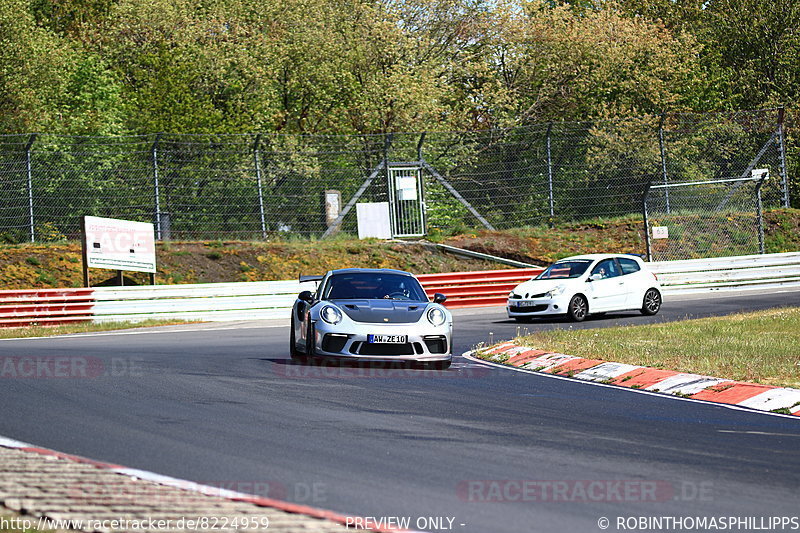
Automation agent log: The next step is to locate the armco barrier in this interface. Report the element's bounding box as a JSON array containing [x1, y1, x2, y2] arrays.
[[90, 280, 307, 323], [0, 254, 798, 327], [0, 288, 96, 327], [652, 251, 800, 294], [417, 268, 541, 308]]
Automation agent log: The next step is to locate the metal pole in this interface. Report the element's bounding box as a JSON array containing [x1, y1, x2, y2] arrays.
[[658, 113, 670, 214], [384, 134, 395, 237], [152, 134, 162, 240], [25, 134, 37, 243], [642, 184, 653, 262], [756, 174, 766, 254], [253, 134, 267, 239], [777, 107, 790, 208], [81, 216, 90, 288], [546, 123, 554, 221]]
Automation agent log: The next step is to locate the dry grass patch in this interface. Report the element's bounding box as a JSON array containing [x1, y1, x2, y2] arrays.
[[510, 307, 800, 388]]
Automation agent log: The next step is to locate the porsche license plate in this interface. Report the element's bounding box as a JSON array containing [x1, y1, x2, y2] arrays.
[[368, 334, 407, 344]]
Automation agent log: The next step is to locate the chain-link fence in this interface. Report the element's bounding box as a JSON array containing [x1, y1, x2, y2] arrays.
[[0, 109, 792, 258]]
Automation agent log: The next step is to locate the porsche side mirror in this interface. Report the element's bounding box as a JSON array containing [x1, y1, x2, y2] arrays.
[[298, 290, 314, 303], [433, 293, 447, 304]]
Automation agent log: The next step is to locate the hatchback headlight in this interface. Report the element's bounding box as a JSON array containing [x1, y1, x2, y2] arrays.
[[320, 305, 342, 324], [545, 285, 566, 298], [427, 307, 446, 326]]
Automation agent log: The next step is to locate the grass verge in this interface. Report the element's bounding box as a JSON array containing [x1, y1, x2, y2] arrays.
[[493, 307, 800, 389], [0, 319, 199, 340]]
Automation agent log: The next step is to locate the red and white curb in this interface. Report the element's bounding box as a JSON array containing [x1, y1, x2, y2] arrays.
[[470, 341, 800, 417], [0, 435, 416, 533]]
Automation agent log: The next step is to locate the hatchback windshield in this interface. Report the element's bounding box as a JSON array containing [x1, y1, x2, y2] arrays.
[[322, 273, 428, 301], [535, 260, 592, 280]]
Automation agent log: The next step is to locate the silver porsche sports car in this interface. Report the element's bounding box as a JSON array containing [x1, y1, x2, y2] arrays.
[[289, 268, 453, 369]]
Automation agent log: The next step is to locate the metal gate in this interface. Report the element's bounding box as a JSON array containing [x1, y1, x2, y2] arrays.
[[643, 171, 769, 261], [387, 165, 426, 238]]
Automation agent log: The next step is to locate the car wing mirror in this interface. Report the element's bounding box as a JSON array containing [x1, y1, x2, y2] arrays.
[[588, 273, 601, 282], [298, 290, 314, 303], [433, 293, 447, 304]]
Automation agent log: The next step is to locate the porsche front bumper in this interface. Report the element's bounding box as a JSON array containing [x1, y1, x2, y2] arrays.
[[310, 320, 453, 362]]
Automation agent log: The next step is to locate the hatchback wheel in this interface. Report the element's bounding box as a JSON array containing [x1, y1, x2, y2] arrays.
[[567, 294, 588, 322], [641, 288, 662, 316]]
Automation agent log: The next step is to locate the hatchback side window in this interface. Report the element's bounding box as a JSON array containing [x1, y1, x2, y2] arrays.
[[591, 259, 620, 279], [618, 258, 641, 275]]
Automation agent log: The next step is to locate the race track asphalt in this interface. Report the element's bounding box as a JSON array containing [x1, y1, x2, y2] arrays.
[[1, 288, 799, 533]]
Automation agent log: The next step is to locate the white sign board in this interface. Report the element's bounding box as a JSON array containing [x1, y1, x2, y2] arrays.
[[84, 216, 156, 273], [396, 176, 418, 201], [356, 202, 392, 240], [652, 226, 669, 239]]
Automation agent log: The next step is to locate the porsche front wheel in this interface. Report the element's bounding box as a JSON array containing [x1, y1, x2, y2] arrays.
[[290, 316, 307, 362]]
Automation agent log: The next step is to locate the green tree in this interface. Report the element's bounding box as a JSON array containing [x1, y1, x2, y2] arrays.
[[458, 0, 703, 127], [0, 0, 70, 132], [91, 0, 279, 133]]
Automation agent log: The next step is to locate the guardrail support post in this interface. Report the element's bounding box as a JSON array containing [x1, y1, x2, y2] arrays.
[[253, 134, 267, 239], [25, 134, 37, 243]]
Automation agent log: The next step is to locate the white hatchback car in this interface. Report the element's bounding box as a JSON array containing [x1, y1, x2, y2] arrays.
[[507, 254, 662, 322]]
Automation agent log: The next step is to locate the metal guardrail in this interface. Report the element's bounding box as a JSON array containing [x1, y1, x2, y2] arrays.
[[0, 254, 797, 327], [651, 252, 800, 294], [418, 269, 542, 308], [0, 289, 96, 327], [91, 280, 310, 323]]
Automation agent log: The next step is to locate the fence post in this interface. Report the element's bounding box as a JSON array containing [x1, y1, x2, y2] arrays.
[[777, 107, 790, 208], [25, 134, 37, 243], [642, 183, 653, 262], [253, 134, 267, 239], [152, 134, 162, 240], [658, 113, 670, 214], [384, 133, 394, 237], [546, 123, 554, 221], [756, 173, 767, 254]]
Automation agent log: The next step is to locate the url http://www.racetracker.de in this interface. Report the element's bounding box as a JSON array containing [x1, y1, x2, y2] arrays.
[[0, 515, 272, 531], [597, 516, 800, 531]]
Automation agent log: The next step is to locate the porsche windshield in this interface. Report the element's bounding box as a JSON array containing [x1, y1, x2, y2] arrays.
[[535, 260, 592, 280], [322, 273, 428, 301]]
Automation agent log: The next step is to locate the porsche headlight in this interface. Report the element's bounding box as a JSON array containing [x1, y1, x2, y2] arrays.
[[427, 307, 446, 326], [546, 285, 566, 298], [320, 305, 342, 325]]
